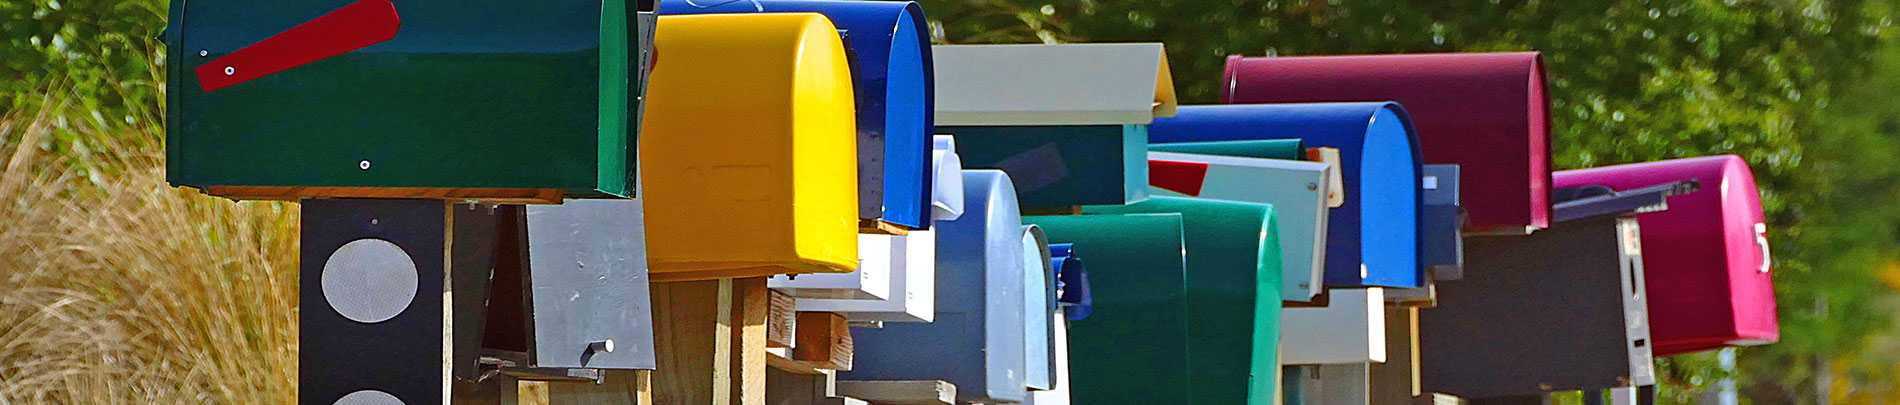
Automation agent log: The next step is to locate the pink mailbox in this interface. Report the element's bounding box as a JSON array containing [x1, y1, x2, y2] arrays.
[[1222, 52, 1551, 234], [1554, 155, 1777, 355]]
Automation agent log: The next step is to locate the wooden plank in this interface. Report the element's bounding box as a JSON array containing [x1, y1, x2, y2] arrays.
[[767, 348, 829, 375], [833, 381, 955, 405], [1370, 306, 1422, 404], [793, 312, 853, 371], [652, 279, 729, 404], [768, 290, 799, 349], [731, 278, 770, 405], [200, 185, 563, 204], [545, 370, 653, 405], [858, 219, 911, 236]]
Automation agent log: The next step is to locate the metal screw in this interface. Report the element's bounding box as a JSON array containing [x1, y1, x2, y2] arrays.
[[1307, 183, 1319, 191], [588, 340, 615, 354], [358, 160, 372, 170], [370, 218, 380, 226], [223, 66, 235, 75], [198, 49, 209, 57], [1298, 282, 1309, 290]]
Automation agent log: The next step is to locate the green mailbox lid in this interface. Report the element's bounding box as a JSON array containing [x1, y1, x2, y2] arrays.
[[1026, 213, 1189, 404], [1082, 196, 1283, 405], [165, 0, 650, 201], [1150, 139, 1306, 160]]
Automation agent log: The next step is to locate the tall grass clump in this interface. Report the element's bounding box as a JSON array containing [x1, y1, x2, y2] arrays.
[[0, 90, 300, 403]]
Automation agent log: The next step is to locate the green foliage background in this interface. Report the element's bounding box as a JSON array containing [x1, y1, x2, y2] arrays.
[[6, 0, 1900, 402]]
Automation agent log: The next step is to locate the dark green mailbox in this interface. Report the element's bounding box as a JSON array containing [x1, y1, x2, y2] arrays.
[[164, 0, 654, 202]]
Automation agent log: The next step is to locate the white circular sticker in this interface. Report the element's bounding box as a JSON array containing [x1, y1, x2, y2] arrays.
[[321, 239, 419, 324]]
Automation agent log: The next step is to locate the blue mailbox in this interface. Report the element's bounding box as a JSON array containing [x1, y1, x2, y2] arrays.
[[1023, 226, 1058, 392], [847, 170, 1030, 403], [1051, 243, 1092, 320], [1151, 103, 1423, 288], [659, 0, 934, 230]]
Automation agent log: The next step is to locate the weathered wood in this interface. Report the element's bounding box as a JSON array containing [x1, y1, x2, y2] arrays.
[[652, 278, 769, 405], [768, 290, 799, 349], [202, 185, 563, 204], [858, 219, 912, 236], [793, 312, 853, 371], [544, 370, 654, 405], [833, 381, 955, 405], [767, 348, 828, 375]]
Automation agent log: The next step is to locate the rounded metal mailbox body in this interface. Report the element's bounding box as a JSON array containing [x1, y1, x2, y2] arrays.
[[660, 0, 936, 229], [1079, 197, 1284, 405], [847, 170, 1029, 403], [1554, 155, 1777, 355], [1223, 52, 1551, 234], [1151, 103, 1423, 288], [1027, 213, 1191, 405], [640, 13, 858, 281], [165, 0, 652, 201]]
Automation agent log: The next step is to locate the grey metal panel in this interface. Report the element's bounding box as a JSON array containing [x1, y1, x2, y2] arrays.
[[1420, 215, 1654, 398], [524, 199, 658, 370], [932, 44, 1172, 126]]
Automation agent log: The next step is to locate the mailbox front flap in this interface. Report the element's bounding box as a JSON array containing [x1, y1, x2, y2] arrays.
[[1151, 103, 1422, 289], [1027, 213, 1191, 404], [847, 170, 1027, 403], [640, 13, 858, 280], [798, 230, 939, 323], [659, 0, 935, 229], [524, 199, 657, 370], [1222, 52, 1551, 233], [1023, 225, 1058, 390], [1282, 288, 1386, 365], [934, 44, 1176, 126], [1147, 151, 1330, 301], [169, 0, 647, 198], [1079, 197, 1283, 405], [933, 135, 967, 220], [1554, 155, 1776, 353]]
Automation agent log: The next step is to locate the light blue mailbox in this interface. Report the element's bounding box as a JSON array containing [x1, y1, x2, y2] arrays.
[[659, 0, 934, 229], [1150, 103, 1423, 288], [846, 170, 1030, 403]]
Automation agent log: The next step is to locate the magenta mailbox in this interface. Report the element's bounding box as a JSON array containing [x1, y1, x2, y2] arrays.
[[1222, 52, 1551, 234], [1554, 155, 1776, 355]]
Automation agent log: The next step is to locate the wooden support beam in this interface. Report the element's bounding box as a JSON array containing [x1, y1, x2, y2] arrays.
[[652, 278, 769, 405], [833, 381, 956, 405], [544, 370, 654, 405], [793, 312, 853, 371], [768, 290, 799, 349], [1371, 306, 1423, 404]]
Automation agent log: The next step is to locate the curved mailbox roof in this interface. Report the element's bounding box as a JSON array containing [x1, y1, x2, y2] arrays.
[[848, 170, 1029, 403], [660, 0, 935, 229], [1027, 213, 1189, 405], [1079, 197, 1283, 405], [1223, 52, 1551, 234], [933, 43, 1177, 126], [641, 13, 858, 280], [1555, 155, 1777, 355], [1151, 103, 1423, 288]]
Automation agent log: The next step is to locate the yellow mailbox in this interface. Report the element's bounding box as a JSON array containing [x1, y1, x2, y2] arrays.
[[641, 13, 859, 281]]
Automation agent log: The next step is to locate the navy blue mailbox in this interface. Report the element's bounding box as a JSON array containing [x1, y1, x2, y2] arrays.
[[659, 0, 934, 230], [847, 170, 1031, 403], [1422, 164, 1465, 280], [1150, 103, 1423, 288], [1051, 243, 1092, 320]]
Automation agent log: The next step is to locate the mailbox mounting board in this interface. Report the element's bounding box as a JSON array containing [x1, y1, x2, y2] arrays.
[[166, 0, 651, 201]]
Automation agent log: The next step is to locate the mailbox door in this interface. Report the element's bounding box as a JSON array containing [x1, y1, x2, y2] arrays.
[[1421, 165, 1465, 280], [523, 199, 657, 370], [1553, 155, 1776, 354], [1282, 288, 1386, 365], [1148, 151, 1331, 301], [1223, 52, 1552, 233], [933, 135, 967, 221], [167, 0, 646, 199], [1151, 103, 1422, 288], [847, 170, 1028, 403], [640, 13, 858, 281], [940, 124, 1149, 208], [658, 0, 936, 228], [1023, 226, 1057, 391], [1080, 197, 1283, 405], [1028, 213, 1192, 404]]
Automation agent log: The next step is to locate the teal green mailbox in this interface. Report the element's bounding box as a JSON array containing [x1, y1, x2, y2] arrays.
[[1027, 213, 1189, 404], [164, 0, 652, 202]]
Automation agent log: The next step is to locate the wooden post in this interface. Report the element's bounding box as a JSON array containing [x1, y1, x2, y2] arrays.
[[652, 278, 769, 405]]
